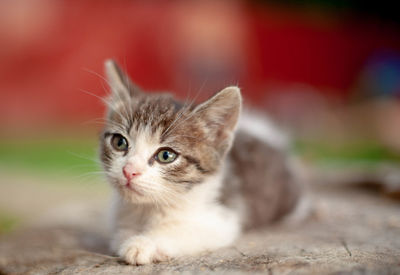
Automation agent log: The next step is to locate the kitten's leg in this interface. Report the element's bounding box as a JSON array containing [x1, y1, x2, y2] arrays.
[[119, 235, 169, 265], [118, 206, 240, 265], [112, 227, 171, 265]]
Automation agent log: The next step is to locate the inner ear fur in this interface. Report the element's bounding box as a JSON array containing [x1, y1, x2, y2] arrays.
[[104, 59, 141, 100], [194, 86, 242, 153]]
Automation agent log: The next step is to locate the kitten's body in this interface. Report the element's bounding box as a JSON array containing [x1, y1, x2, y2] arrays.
[[100, 60, 301, 265], [223, 112, 301, 229]]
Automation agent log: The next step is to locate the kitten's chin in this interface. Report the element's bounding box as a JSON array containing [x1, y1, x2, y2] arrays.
[[112, 178, 143, 196], [114, 183, 153, 204], [124, 181, 144, 196], [118, 187, 148, 204]]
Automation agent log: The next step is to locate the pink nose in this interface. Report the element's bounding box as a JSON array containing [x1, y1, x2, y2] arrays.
[[123, 163, 140, 180]]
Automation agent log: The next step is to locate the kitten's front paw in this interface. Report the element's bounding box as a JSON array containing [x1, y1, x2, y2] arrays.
[[119, 236, 168, 265]]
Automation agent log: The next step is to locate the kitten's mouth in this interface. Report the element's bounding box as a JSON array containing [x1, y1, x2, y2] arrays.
[[124, 181, 143, 196]]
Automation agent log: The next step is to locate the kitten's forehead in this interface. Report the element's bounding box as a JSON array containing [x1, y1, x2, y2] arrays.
[[129, 125, 162, 160], [107, 94, 186, 138]]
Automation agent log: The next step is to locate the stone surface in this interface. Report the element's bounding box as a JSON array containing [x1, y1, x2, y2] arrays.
[[1, 183, 400, 274]]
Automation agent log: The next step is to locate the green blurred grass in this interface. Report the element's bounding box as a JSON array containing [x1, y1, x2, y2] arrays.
[[294, 140, 400, 167], [0, 211, 19, 234], [0, 138, 103, 233], [0, 138, 101, 178]]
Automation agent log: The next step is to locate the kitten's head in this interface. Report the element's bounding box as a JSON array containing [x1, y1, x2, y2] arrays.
[[100, 60, 241, 205]]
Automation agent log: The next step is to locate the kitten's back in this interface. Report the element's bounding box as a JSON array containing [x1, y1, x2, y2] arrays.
[[221, 111, 302, 229]]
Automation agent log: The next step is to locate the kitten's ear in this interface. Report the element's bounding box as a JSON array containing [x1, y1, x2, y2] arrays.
[[194, 86, 242, 154], [104, 59, 141, 99]]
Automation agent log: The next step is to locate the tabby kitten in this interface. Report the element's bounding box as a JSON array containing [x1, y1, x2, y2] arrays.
[[100, 60, 302, 265]]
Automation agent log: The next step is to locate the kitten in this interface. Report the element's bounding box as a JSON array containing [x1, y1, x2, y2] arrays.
[[100, 59, 302, 265]]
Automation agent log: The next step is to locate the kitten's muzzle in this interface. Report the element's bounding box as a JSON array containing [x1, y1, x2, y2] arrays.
[[123, 181, 144, 196], [122, 164, 144, 196], [123, 163, 141, 180]]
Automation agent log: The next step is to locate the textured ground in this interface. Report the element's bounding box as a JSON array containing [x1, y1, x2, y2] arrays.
[[0, 175, 400, 274]]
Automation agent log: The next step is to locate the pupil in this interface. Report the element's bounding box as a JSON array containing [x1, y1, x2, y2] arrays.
[[162, 151, 169, 160], [118, 138, 124, 147]]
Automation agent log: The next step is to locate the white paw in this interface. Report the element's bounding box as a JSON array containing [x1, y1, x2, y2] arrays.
[[119, 236, 168, 265]]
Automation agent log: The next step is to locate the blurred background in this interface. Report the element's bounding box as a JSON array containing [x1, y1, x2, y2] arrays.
[[1, 0, 400, 234]]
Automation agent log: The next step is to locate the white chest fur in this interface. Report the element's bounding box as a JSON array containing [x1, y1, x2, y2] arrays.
[[110, 168, 241, 264]]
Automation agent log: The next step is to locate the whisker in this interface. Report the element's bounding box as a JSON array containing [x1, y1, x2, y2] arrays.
[[66, 151, 100, 164], [121, 59, 135, 124], [83, 67, 131, 122], [162, 79, 208, 137], [82, 67, 113, 90], [162, 79, 205, 137], [79, 89, 124, 121], [70, 171, 106, 182], [138, 182, 190, 206], [82, 117, 127, 132]]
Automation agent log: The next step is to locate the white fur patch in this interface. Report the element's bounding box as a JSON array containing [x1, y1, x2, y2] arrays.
[[148, 171, 241, 257], [113, 166, 241, 262], [238, 110, 289, 149]]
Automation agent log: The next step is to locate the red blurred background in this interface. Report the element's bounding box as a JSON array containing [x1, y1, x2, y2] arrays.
[[0, 0, 399, 137]]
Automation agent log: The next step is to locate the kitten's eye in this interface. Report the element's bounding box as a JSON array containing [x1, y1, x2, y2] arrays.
[[155, 148, 177, 164], [111, 134, 128, 152]]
